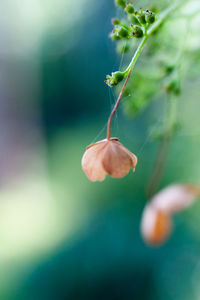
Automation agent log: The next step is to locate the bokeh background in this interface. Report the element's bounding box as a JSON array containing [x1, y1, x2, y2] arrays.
[[0, 0, 200, 299]]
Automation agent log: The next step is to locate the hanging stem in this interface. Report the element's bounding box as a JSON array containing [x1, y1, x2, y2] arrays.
[[107, 35, 148, 140], [107, 67, 132, 140]]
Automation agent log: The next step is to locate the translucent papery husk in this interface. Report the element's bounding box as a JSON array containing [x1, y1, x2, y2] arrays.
[[82, 138, 137, 182], [141, 183, 200, 246], [101, 140, 137, 178], [151, 184, 200, 215], [141, 205, 172, 246]]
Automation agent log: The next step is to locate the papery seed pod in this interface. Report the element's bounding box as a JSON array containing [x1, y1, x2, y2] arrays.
[[151, 184, 200, 214], [141, 184, 200, 246], [82, 138, 137, 182], [141, 205, 172, 246]]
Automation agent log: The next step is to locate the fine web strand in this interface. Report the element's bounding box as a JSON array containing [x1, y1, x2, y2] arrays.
[[110, 87, 119, 135], [110, 41, 128, 137], [137, 99, 167, 157], [89, 27, 128, 144], [89, 123, 108, 145], [119, 41, 127, 70]]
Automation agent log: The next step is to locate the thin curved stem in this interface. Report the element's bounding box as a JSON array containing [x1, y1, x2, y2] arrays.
[[107, 68, 133, 140], [107, 35, 148, 140]]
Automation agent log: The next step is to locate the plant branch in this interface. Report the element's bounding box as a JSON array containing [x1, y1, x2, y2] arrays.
[[106, 0, 186, 139], [107, 67, 132, 140]]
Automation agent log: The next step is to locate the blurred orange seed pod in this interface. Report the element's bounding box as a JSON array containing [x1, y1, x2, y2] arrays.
[[81, 138, 137, 182], [151, 184, 200, 215], [141, 184, 200, 246], [141, 205, 172, 246]]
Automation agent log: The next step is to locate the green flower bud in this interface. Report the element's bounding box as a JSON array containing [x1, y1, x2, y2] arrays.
[[131, 25, 143, 38], [164, 64, 175, 74], [105, 71, 125, 87], [125, 3, 134, 14], [109, 31, 121, 40], [164, 79, 181, 95], [138, 13, 146, 24], [118, 26, 129, 38], [128, 15, 140, 25], [115, 0, 126, 9], [113, 71, 125, 83], [112, 18, 120, 25], [146, 11, 155, 24]]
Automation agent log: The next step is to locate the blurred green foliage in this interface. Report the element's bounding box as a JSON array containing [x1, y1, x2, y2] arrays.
[[0, 0, 200, 299]]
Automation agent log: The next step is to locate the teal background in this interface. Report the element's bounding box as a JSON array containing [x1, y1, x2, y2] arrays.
[[0, 0, 200, 299]]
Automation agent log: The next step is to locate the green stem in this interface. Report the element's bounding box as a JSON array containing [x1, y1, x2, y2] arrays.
[[124, 35, 148, 76]]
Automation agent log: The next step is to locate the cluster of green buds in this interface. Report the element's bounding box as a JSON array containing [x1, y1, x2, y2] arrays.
[[109, 1, 156, 43], [106, 1, 156, 86]]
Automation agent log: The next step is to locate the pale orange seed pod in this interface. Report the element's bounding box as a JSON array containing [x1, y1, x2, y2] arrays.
[[82, 138, 137, 182]]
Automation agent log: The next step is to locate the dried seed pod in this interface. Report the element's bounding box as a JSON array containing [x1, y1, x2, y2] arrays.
[[82, 138, 137, 182], [141, 184, 200, 246], [141, 205, 172, 246], [151, 184, 200, 214]]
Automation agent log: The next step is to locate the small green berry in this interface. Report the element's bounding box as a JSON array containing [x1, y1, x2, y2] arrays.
[[138, 13, 146, 24], [109, 32, 121, 40], [112, 18, 120, 25], [128, 15, 140, 25], [164, 79, 181, 95], [118, 26, 129, 38], [115, 0, 126, 9], [125, 3, 134, 14], [146, 11, 155, 24], [164, 64, 175, 74], [132, 25, 143, 38], [113, 71, 125, 83]]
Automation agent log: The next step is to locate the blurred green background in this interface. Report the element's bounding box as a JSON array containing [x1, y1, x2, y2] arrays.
[[0, 0, 200, 299]]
